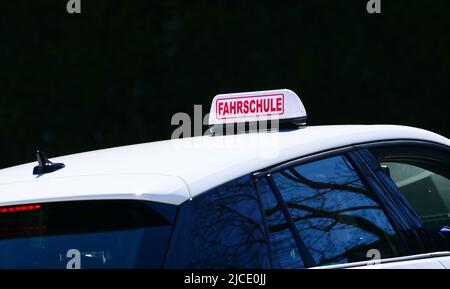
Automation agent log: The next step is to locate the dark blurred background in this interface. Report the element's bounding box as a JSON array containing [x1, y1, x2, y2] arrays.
[[1, 0, 449, 168]]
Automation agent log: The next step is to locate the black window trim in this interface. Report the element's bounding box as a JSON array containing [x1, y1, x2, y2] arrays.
[[346, 149, 424, 254], [252, 177, 275, 268], [162, 205, 181, 269], [253, 146, 354, 178], [353, 139, 450, 154], [254, 139, 449, 178], [265, 174, 316, 267], [356, 140, 450, 179]]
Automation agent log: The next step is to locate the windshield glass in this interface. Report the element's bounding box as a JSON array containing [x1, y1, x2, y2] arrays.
[[0, 200, 176, 269]]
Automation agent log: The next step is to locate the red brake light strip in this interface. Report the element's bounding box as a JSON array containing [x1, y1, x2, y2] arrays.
[[0, 204, 42, 214]]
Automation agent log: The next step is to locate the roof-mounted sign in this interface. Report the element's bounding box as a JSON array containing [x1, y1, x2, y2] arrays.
[[208, 89, 307, 126]]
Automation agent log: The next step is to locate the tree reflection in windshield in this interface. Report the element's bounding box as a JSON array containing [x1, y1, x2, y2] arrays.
[[166, 175, 270, 269], [268, 155, 406, 266]]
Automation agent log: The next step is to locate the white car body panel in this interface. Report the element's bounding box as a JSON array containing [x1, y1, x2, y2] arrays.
[[355, 258, 446, 269], [0, 125, 448, 206], [315, 252, 450, 269], [436, 256, 450, 269], [0, 174, 190, 206]]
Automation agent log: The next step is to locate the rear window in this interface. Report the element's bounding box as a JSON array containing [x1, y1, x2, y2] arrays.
[[0, 200, 177, 269]]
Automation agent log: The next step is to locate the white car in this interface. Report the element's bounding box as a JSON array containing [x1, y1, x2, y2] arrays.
[[0, 89, 449, 269]]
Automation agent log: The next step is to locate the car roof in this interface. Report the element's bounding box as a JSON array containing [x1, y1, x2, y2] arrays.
[[0, 125, 448, 206]]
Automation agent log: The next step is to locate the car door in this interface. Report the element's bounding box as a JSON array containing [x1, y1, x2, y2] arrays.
[[253, 146, 449, 268]]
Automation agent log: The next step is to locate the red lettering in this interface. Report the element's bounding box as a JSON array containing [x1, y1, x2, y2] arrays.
[[229, 101, 236, 115], [216, 94, 284, 119], [218, 102, 224, 116], [223, 102, 229, 115], [263, 99, 270, 112], [256, 99, 263, 112], [249, 100, 256, 113], [243, 100, 249, 113], [276, 97, 283, 111], [237, 101, 243, 114]]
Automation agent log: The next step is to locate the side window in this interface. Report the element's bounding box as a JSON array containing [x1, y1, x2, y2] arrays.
[[165, 175, 270, 269], [381, 161, 450, 231], [256, 177, 305, 268], [263, 154, 406, 267]]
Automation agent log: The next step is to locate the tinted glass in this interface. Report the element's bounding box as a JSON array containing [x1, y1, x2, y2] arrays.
[[271, 155, 405, 266], [382, 162, 450, 231], [257, 177, 305, 268], [165, 175, 270, 268], [0, 200, 176, 268]]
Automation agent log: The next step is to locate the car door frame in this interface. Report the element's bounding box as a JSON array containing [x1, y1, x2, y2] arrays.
[[356, 139, 450, 264], [252, 140, 450, 268], [354, 139, 450, 179]]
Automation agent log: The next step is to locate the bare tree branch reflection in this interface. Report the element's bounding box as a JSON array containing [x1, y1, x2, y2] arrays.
[[265, 155, 403, 266], [183, 176, 269, 268]]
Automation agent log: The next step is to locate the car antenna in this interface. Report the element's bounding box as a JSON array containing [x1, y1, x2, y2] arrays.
[[33, 150, 65, 175]]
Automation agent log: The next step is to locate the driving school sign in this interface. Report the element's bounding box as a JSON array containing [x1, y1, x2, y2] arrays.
[[209, 89, 306, 125], [216, 93, 284, 120]]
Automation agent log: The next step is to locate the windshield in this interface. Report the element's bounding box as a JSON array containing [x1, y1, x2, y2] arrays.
[[0, 200, 176, 269]]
